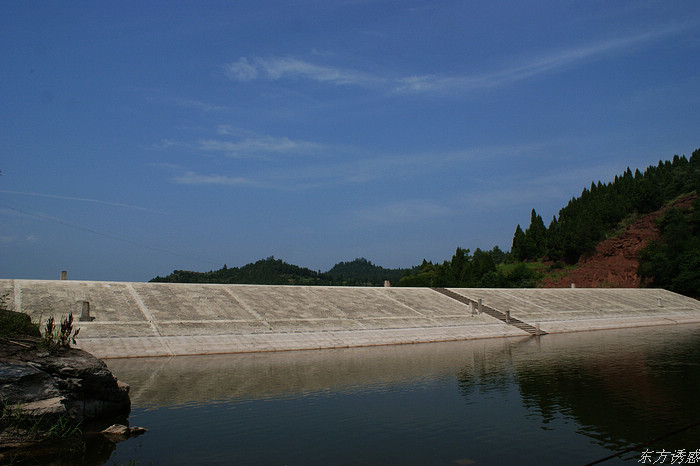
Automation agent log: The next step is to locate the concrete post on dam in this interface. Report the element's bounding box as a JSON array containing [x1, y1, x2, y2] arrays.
[[79, 300, 94, 322]]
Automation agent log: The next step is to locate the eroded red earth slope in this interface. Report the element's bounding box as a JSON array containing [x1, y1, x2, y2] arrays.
[[540, 194, 697, 288]]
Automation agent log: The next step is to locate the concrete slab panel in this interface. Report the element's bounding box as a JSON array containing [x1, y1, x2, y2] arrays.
[[380, 287, 468, 317], [229, 285, 347, 321], [8, 280, 145, 323], [316, 287, 426, 319], [130, 283, 256, 322]]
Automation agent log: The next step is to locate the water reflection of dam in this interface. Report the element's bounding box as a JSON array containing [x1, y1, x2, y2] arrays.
[[102, 315, 700, 465], [2, 279, 700, 358], [106, 323, 700, 457], [106, 338, 523, 408], [104, 325, 700, 408]]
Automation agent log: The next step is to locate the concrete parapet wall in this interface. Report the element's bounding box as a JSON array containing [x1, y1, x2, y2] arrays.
[[2, 279, 699, 358]]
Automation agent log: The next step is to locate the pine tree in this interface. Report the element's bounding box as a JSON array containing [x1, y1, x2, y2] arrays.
[[511, 224, 526, 261], [524, 209, 547, 259]]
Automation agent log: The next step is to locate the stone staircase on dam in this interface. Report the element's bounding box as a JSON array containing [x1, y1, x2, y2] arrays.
[[2, 279, 700, 358], [432, 288, 546, 335]]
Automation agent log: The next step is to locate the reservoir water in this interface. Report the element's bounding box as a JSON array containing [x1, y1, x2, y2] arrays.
[[101, 324, 700, 465]]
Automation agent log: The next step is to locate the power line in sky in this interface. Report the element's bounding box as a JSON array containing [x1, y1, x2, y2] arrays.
[[0, 202, 220, 267]]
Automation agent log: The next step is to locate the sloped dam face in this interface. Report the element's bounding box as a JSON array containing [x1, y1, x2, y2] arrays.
[[2, 279, 700, 358]]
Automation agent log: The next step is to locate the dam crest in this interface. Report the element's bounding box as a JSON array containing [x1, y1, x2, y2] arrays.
[[2, 279, 699, 358]]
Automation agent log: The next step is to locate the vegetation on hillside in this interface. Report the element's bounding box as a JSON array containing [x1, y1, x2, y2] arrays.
[[152, 149, 700, 297], [325, 258, 409, 286], [397, 246, 534, 288], [638, 196, 700, 298], [151, 256, 409, 287], [151, 256, 328, 285], [512, 150, 700, 264]]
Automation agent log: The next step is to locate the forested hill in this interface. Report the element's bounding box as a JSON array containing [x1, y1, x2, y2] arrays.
[[150, 257, 410, 286], [397, 148, 700, 295], [325, 258, 409, 285], [511, 149, 700, 265], [152, 149, 699, 296], [510, 148, 700, 297], [150, 256, 326, 285]]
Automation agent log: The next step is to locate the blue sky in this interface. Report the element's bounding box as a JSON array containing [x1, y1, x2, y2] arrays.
[[2, 1, 699, 282]]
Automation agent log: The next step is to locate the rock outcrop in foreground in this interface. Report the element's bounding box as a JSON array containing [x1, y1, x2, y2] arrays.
[[0, 310, 131, 451]]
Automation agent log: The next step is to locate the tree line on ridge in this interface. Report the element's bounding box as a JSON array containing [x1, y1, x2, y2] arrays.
[[152, 149, 700, 297]]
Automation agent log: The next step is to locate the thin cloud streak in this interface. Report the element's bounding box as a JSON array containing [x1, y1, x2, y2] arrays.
[[224, 56, 383, 87], [164, 141, 560, 190], [0, 190, 166, 214], [396, 22, 694, 94], [0, 234, 39, 245], [156, 128, 333, 160], [172, 171, 263, 188], [196, 136, 326, 158], [131, 87, 229, 113], [226, 22, 693, 95]]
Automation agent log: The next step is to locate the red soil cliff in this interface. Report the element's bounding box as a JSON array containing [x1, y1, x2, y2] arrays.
[[540, 194, 697, 289]]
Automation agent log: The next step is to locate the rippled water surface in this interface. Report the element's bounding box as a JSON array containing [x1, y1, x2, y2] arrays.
[[103, 324, 700, 465]]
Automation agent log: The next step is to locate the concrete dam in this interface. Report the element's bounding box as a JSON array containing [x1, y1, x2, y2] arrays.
[[2, 279, 700, 359]]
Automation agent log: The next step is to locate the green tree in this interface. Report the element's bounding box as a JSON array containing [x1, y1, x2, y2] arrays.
[[524, 209, 547, 259], [639, 199, 700, 297], [511, 224, 526, 261], [489, 245, 507, 264]]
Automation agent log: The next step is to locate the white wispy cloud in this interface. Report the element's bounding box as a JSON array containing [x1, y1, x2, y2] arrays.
[[196, 135, 325, 158], [224, 57, 259, 81], [171, 171, 261, 187], [226, 22, 693, 95], [224, 56, 383, 87], [396, 22, 695, 94], [157, 127, 331, 160], [0, 234, 36, 245], [162, 138, 559, 191], [132, 87, 228, 112]]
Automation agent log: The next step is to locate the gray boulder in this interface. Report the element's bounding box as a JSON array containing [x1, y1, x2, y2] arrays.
[[0, 344, 130, 423]]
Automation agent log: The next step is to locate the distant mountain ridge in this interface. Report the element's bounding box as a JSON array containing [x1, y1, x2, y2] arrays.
[[151, 256, 409, 287], [325, 258, 410, 285], [152, 148, 700, 297]]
